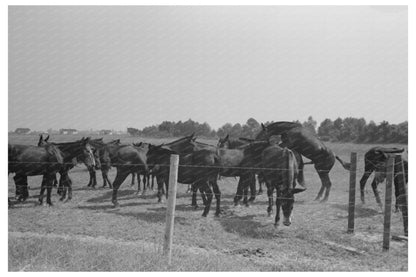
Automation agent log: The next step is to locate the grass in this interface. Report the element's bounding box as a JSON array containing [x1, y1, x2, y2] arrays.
[[8, 134, 408, 271]]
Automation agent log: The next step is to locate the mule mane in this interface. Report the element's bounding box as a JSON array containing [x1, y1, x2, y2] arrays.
[[166, 134, 194, 145]]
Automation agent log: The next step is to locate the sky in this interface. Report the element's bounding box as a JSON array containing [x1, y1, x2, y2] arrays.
[[8, 6, 408, 132]]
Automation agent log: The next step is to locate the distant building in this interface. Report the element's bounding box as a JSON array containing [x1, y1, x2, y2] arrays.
[[14, 128, 31, 134], [59, 128, 78, 135], [99, 129, 113, 135]]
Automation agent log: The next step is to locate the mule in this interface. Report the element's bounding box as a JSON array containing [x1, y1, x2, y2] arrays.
[[8, 142, 64, 205], [37, 135, 96, 201], [147, 144, 221, 216], [359, 147, 408, 211], [256, 122, 350, 202], [261, 145, 305, 226]]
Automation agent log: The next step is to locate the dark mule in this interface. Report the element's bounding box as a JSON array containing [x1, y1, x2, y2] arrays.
[[89, 139, 122, 189], [217, 135, 259, 201], [359, 147, 408, 211], [106, 142, 148, 207], [38, 136, 96, 201], [146, 134, 198, 201], [146, 144, 221, 216], [256, 121, 350, 202], [9, 140, 64, 206], [261, 145, 305, 226], [130, 142, 155, 195]]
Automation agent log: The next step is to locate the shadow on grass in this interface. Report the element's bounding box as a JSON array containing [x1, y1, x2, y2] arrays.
[[85, 189, 157, 203], [216, 212, 278, 239], [331, 203, 380, 218]]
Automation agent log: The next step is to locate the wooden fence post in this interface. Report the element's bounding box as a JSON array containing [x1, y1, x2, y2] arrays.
[[394, 154, 408, 237], [383, 156, 395, 251], [163, 154, 179, 265], [347, 152, 357, 234]]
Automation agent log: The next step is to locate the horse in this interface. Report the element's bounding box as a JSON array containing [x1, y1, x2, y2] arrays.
[[146, 144, 221, 216], [256, 122, 350, 202], [8, 142, 64, 206], [261, 145, 306, 226], [359, 147, 408, 211], [37, 135, 96, 201]]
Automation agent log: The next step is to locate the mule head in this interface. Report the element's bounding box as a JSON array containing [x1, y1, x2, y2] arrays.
[[217, 134, 230, 148], [80, 137, 96, 168]]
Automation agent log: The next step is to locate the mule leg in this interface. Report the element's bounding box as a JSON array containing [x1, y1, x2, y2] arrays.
[[359, 170, 373, 204], [200, 186, 207, 205], [248, 174, 256, 203], [14, 174, 29, 202], [156, 175, 166, 203], [212, 180, 221, 216], [111, 169, 130, 207], [67, 175, 73, 201], [45, 173, 55, 206], [370, 178, 383, 211], [191, 183, 198, 208], [59, 172, 69, 201], [317, 172, 332, 202], [266, 182, 274, 216], [131, 172, 136, 187], [90, 167, 97, 188], [87, 167, 93, 187], [274, 189, 282, 227], [201, 183, 213, 217], [234, 176, 244, 205], [142, 174, 147, 195]]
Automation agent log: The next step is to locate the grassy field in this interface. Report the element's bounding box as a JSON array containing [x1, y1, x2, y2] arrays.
[[8, 134, 408, 271]]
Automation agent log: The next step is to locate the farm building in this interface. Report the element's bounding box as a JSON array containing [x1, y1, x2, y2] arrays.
[[99, 129, 113, 135], [59, 128, 78, 135], [14, 128, 30, 134]]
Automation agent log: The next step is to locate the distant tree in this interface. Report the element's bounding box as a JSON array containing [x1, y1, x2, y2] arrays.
[[127, 127, 140, 136], [302, 116, 317, 135]]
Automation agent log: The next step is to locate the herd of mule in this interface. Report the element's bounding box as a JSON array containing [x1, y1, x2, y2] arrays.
[[8, 121, 408, 227]]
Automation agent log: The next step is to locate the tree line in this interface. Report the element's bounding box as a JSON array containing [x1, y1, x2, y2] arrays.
[[127, 116, 407, 144]]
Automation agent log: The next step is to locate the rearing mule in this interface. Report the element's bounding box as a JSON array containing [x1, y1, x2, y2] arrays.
[[8, 141, 64, 206], [256, 122, 350, 202]]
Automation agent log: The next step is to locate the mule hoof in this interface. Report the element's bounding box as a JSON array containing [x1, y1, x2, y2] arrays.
[[215, 212, 221, 217], [202, 212, 208, 217], [112, 202, 119, 208], [274, 222, 280, 228], [320, 198, 328, 203]]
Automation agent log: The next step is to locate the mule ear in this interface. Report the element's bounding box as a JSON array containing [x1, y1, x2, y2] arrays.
[[137, 142, 143, 147], [38, 134, 43, 146], [225, 134, 229, 141], [292, 187, 306, 194], [45, 135, 49, 142], [261, 123, 266, 131]]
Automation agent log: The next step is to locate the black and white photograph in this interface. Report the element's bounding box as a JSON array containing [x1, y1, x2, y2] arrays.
[[6, 3, 411, 272]]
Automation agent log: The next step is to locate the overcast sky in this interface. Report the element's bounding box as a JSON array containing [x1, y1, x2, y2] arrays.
[[9, 6, 407, 131]]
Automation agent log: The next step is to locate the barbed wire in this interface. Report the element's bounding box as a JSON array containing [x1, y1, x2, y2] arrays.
[[7, 163, 407, 177]]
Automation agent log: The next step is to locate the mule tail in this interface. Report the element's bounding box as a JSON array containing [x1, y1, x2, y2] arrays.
[[336, 156, 351, 171]]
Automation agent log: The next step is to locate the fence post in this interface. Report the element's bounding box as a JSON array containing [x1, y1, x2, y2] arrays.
[[394, 154, 408, 237], [163, 154, 179, 265], [383, 155, 395, 251], [347, 152, 357, 234]]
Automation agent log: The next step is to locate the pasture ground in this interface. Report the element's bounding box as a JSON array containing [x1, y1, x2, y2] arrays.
[[8, 134, 408, 271]]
